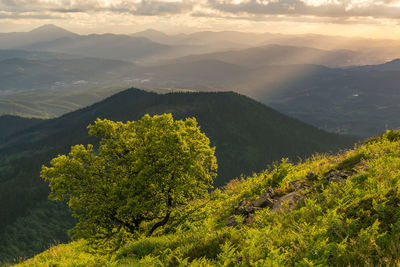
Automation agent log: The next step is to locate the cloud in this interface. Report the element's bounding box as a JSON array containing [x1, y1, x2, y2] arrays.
[[132, 0, 193, 15], [0, 0, 195, 15], [2, 0, 400, 21], [0, 11, 61, 19], [206, 0, 400, 19]]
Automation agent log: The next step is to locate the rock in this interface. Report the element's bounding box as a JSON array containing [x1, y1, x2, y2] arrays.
[[272, 191, 305, 212], [234, 188, 275, 215], [245, 213, 255, 224], [236, 254, 243, 264], [323, 169, 356, 183], [252, 198, 273, 208], [229, 170, 356, 219], [233, 199, 250, 215], [306, 172, 318, 181], [252, 190, 275, 208], [234, 203, 256, 215], [225, 216, 238, 227], [262, 187, 275, 198], [288, 179, 311, 191]]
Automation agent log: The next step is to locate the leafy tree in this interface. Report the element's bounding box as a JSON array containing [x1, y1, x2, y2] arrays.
[[41, 114, 217, 243]]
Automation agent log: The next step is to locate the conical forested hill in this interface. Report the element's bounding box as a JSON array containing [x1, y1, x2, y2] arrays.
[[0, 88, 356, 185], [0, 88, 355, 263]]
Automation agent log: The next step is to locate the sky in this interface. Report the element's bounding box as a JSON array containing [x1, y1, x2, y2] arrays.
[[1, 0, 400, 38]]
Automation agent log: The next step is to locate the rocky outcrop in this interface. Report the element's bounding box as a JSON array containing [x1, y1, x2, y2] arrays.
[[288, 178, 312, 191], [226, 168, 357, 226], [322, 169, 356, 183], [233, 188, 275, 216], [272, 191, 305, 212], [225, 216, 238, 227]]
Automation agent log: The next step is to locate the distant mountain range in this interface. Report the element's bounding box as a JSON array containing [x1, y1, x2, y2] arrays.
[[1, 25, 400, 138], [350, 59, 400, 72], [132, 28, 400, 64], [0, 25, 77, 49], [0, 25, 239, 63], [159, 44, 364, 68], [0, 25, 167, 62], [1, 47, 400, 137], [2, 25, 399, 65], [131, 29, 259, 50]]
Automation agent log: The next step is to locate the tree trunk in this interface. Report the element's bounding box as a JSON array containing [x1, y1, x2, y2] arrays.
[[147, 194, 172, 236], [147, 210, 171, 237]]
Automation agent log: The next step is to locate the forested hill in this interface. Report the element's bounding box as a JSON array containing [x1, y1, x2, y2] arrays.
[[0, 88, 356, 185], [0, 115, 43, 140], [0, 88, 356, 263]]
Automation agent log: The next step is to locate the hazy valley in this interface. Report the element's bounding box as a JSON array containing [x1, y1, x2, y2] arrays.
[[2, 25, 400, 138]]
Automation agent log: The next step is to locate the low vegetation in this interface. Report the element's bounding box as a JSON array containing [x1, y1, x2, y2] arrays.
[[14, 129, 400, 266]]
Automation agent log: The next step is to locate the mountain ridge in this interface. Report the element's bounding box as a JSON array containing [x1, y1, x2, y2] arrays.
[[29, 24, 76, 36]]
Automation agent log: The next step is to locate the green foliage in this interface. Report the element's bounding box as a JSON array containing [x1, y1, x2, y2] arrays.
[[336, 151, 369, 171], [386, 129, 400, 142], [19, 129, 400, 266], [41, 114, 217, 246], [268, 158, 293, 187]]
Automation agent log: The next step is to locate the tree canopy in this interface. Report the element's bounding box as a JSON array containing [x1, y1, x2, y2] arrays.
[[41, 114, 217, 243]]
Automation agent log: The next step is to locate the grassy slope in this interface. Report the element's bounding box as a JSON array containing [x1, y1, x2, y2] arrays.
[[15, 130, 400, 266]]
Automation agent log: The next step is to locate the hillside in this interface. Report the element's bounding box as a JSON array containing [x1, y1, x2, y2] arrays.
[[0, 86, 128, 118], [0, 25, 77, 50], [264, 60, 400, 137], [27, 34, 170, 62], [0, 115, 43, 140], [0, 49, 77, 61], [14, 129, 400, 266], [0, 57, 135, 93], [0, 89, 355, 263], [162, 44, 364, 68], [139, 59, 250, 84]]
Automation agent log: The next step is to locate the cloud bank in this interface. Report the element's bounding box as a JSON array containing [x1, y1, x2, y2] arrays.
[[1, 0, 400, 20], [2, 0, 400, 37]]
